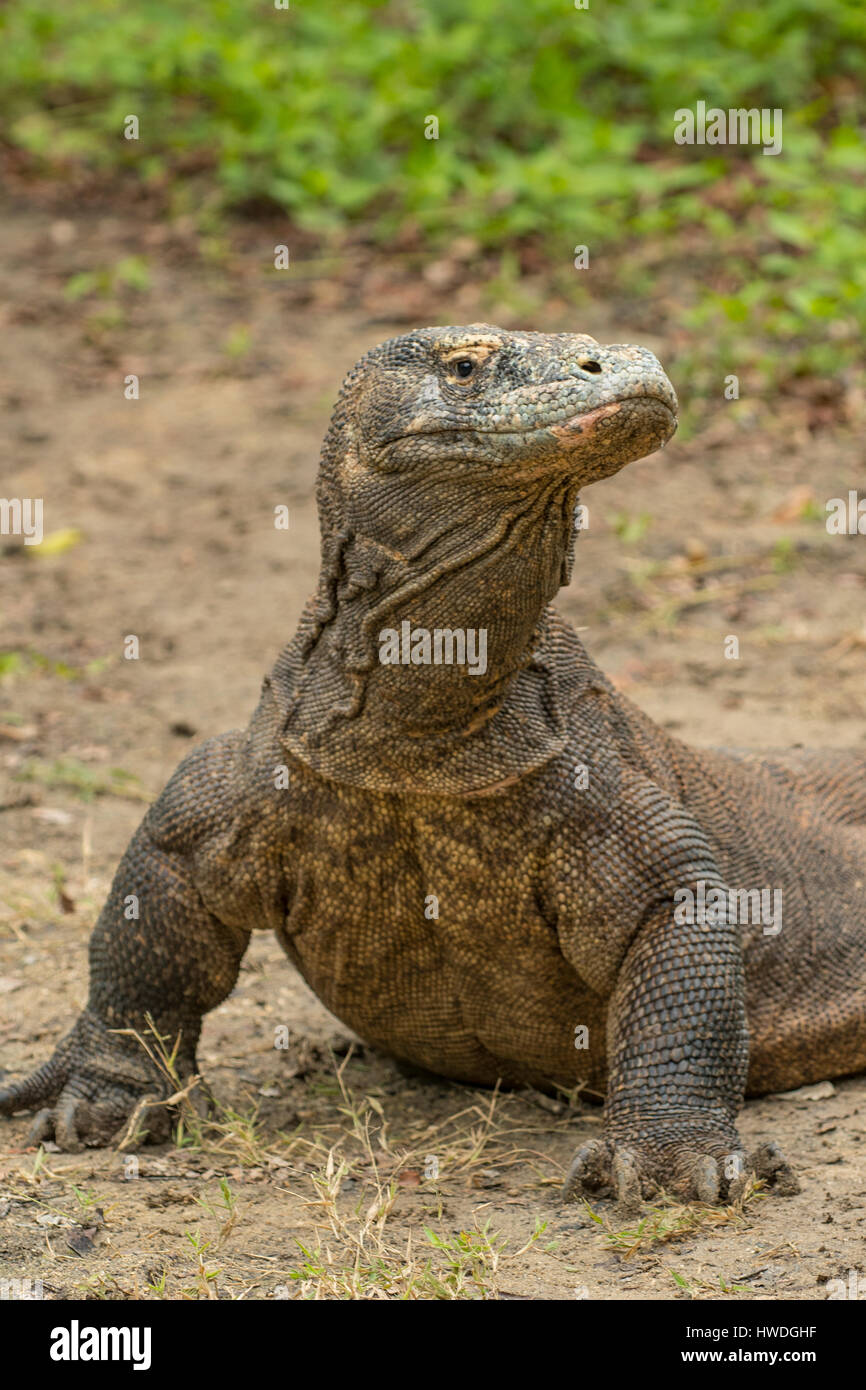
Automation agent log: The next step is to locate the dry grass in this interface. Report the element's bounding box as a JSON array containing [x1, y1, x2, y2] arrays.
[[584, 1180, 767, 1259], [0, 1040, 569, 1299]]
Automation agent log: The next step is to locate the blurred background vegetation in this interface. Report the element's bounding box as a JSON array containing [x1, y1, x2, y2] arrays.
[[1, 0, 864, 418]]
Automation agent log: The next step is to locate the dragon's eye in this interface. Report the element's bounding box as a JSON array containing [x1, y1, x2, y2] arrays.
[[454, 358, 475, 378]]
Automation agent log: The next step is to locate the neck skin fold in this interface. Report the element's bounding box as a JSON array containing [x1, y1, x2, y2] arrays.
[[315, 474, 579, 737]]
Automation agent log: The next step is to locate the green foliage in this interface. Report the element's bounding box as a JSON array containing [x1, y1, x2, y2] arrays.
[[16, 755, 148, 801], [64, 255, 150, 300], [612, 511, 653, 545], [1, 0, 864, 390]]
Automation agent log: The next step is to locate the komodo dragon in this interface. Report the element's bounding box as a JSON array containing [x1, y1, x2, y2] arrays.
[[3, 326, 865, 1210]]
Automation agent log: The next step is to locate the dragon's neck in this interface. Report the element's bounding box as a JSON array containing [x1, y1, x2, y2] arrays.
[[313, 479, 579, 735], [274, 480, 585, 793]]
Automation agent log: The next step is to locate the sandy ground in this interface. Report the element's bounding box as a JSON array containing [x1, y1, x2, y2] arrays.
[[1, 196, 864, 1300]]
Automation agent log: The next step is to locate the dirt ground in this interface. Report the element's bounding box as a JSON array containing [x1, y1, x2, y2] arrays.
[[1, 195, 864, 1300]]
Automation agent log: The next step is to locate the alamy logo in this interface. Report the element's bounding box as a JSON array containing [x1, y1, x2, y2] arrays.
[[674, 103, 782, 156], [673, 880, 782, 935], [378, 622, 487, 676], [50, 1320, 151, 1370], [0, 497, 43, 544], [826, 492, 866, 535], [825, 1269, 865, 1300], [0, 1277, 43, 1299]]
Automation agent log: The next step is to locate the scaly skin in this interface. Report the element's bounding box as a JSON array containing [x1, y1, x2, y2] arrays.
[[3, 325, 864, 1210]]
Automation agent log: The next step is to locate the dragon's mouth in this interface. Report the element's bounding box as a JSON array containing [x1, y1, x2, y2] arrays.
[[551, 394, 677, 441], [382, 393, 677, 449], [540, 394, 677, 481], [553, 400, 625, 436]]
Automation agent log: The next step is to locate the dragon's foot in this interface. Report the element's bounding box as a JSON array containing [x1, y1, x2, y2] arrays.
[[0, 1009, 206, 1152], [562, 1129, 799, 1213]]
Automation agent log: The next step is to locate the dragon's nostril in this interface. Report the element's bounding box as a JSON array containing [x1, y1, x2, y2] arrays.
[[579, 359, 602, 374]]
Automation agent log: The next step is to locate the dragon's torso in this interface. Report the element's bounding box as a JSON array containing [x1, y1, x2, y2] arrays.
[[271, 754, 604, 1092], [195, 656, 866, 1100]]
